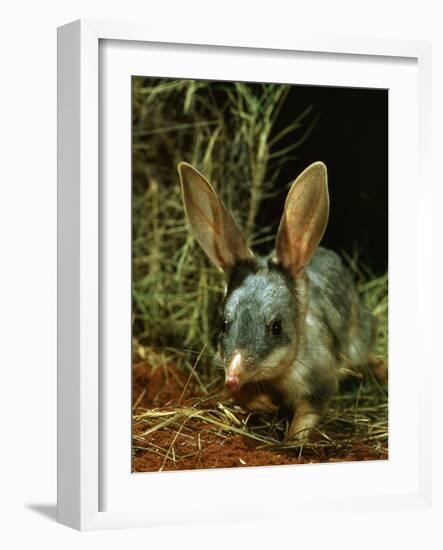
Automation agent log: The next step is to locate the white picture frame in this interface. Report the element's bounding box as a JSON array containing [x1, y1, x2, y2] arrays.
[[57, 19, 435, 532]]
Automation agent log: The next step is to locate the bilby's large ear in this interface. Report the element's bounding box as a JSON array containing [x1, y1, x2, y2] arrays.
[[275, 162, 329, 277], [178, 162, 253, 272]]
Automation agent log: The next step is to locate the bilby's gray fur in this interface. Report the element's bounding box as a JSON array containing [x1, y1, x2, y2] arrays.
[[178, 161, 376, 440]]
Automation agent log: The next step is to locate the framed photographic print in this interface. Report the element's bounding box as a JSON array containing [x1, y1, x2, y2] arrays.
[[130, 76, 389, 472], [58, 19, 434, 531]]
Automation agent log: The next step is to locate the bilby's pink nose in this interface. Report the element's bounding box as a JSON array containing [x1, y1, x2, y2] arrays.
[[225, 352, 242, 392], [225, 375, 241, 392]]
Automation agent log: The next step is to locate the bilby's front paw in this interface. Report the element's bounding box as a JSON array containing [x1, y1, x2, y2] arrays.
[[284, 424, 314, 445], [286, 401, 320, 444], [231, 384, 279, 413], [247, 393, 279, 413]]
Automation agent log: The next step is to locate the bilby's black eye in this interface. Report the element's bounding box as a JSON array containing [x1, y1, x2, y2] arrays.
[[220, 318, 229, 334], [270, 319, 282, 336]]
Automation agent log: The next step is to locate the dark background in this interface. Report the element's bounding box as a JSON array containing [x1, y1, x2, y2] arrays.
[[257, 85, 388, 275]]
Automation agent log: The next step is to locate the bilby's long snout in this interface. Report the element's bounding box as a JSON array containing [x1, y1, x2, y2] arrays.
[[225, 352, 242, 391]]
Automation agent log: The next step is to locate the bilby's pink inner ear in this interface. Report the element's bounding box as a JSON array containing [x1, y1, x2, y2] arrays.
[[178, 162, 253, 272], [275, 162, 329, 277]]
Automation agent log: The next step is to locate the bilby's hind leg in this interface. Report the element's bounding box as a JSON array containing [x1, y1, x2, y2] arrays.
[[368, 353, 388, 383]]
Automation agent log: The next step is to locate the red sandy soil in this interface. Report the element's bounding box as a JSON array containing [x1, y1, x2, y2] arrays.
[[132, 360, 387, 472]]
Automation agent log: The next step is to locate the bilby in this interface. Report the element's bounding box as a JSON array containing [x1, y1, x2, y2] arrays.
[[178, 161, 377, 441]]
